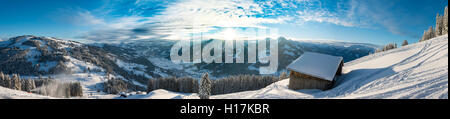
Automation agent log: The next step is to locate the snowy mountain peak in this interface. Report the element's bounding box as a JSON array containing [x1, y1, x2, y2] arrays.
[[4, 35, 83, 50]]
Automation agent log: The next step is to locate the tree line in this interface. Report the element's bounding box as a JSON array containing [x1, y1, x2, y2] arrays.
[[142, 73, 285, 97], [147, 77, 199, 93], [1, 35, 149, 92], [375, 43, 398, 53], [375, 6, 448, 54], [420, 6, 448, 42], [0, 72, 83, 98], [103, 77, 138, 94]]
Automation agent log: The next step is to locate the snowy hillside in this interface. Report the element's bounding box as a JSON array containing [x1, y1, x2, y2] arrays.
[[1, 35, 445, 99], [0, 35, 149, 98], [103, 37, 377, 79], [0, 86, 53, 99], [129, 35, 448, 99]]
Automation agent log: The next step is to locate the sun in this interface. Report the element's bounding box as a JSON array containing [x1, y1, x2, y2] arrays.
[[221, 28, 237, 40]]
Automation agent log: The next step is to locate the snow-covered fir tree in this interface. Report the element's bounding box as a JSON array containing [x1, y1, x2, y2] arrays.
[[279, 72, 288, 79], [435, 13, 444, 37], [444, 6, 448, 34], [402, 40, 409, 46], [420, 6, 448, 42], [199, 73, 212, 99]]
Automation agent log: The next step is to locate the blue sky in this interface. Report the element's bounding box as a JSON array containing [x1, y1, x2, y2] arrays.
[[0, 0, 447, 45]]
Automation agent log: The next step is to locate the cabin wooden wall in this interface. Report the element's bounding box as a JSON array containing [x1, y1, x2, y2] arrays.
[[288, 71, 332, 90], [336, 61, 344, 76]]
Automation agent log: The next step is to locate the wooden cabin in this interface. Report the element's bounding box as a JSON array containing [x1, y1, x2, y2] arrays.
[[287, 52, 343, 90]]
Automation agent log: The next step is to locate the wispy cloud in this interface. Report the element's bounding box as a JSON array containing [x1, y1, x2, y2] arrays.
[[296, 8, 355, 27], [80, 0, 292, 42], [78, 0, 426, 42], [53, 7, 106, 26], [345, 0, 426, 38], [289, 0, 428, 38], [75, 11, 106, 26]]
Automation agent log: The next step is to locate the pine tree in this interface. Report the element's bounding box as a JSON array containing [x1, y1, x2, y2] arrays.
[[11, 74, 21, 90], [375, 49, 381, 53], [402, 40, 409, 46], [279, 72, 288, 79], [4, 74, 11, 88], [435, 13, 443, 37], [422, 26, 435, 41], [30, 79, 36, 90], [199, 73, 211, 99], [21, 78, 27, 91], [22, 78, 36, 92], [379, 43, 398, 52], [29, 79, 36, 91], [420, 30, 427, 42], [70, 82, 83, 97], [444, 6, 448, 35], [0, 72, 4, 87], [428, 26, 434, 40], [147, 79, 154, 93], [15, 74, 22, 91]]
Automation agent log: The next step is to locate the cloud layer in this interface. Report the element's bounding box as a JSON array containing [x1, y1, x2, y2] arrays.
[[76, 0, 425, 42]]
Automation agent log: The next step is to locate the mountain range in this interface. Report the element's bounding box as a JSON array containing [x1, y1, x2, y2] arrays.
[[0, 35, 379, 92]]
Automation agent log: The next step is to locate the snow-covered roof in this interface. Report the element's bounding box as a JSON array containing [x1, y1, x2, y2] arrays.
[[287, 52, 343, 81]]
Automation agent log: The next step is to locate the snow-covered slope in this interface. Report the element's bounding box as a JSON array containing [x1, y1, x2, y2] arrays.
[[0, 86, 53, 99], [106, 37, 377, 79], [1, 35, 446, 99], [0, 35, 149, 98], [136, 35, 448, 99]]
